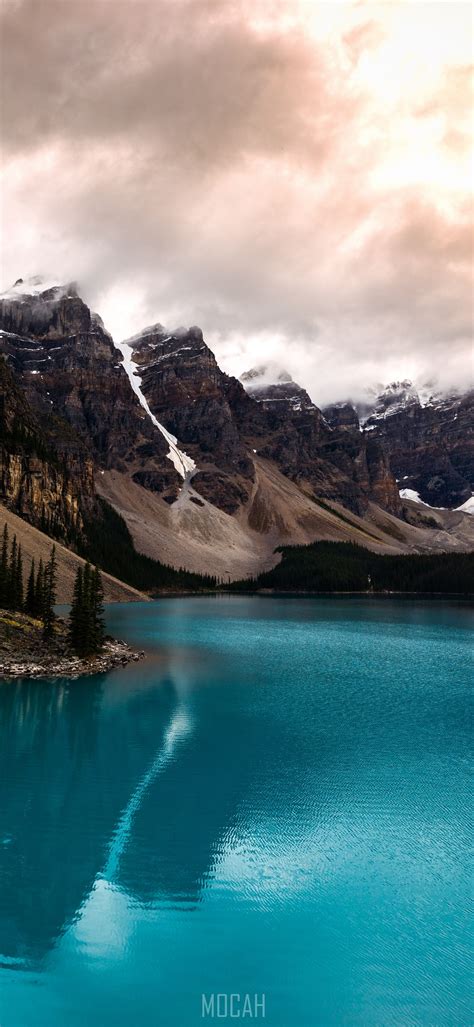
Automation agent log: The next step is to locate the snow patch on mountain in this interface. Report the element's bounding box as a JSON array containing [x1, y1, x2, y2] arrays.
[[358, 378, 468, 426], [125, 323, 167, 346], [116, 341, 195, 479], [1, 276, 73, 300], [399, 488, 474, 515], [456, 496, 474, 515], [399, 488, 424, 503], [240, 362, 317, 413], [240, 362, 293, 389]]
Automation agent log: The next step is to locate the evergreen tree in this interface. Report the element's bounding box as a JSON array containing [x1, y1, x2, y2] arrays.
[[68, 562, 105, 656], [0, 523, 8, 608], [7, 534, 17, 610], [91, 566, 105, 652], [16, 544, 24, 611], [25, 558, 36, 616], [68, 565, 83, 652], [35, 559, 45, 618], [42, 545, 57, 640], [81, 561, 92, 653]]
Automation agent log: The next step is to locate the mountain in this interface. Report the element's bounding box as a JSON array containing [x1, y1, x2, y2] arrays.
[[340, 380, 473, 510], [0, 277, 180, 504], [1, 279, 472, 585], [238, 364, 401, 516], [121, 323, 255, 514], [0, 346, 95, 542], [240, 363, 316, 413]]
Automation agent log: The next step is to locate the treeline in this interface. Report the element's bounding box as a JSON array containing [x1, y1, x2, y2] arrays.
[[229, 541, 474, 595], [0, 520, 105, 654], [0, 523, 57, 637], [69, 562, 105, 656], [80, 498, 217, 592]]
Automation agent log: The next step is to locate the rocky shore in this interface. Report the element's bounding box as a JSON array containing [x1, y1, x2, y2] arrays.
[[0, 610, 145, 680]]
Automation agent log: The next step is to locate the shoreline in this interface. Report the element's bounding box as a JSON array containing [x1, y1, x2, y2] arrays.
[[0, 638, 146, 680], [0, 610, 145, 680], [150, 589, 473, 599], [222, 589, 474, 598]]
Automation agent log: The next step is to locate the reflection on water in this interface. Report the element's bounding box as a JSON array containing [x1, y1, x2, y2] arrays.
[[0, 597, 472, 1026], [103, 701, 192, 884]]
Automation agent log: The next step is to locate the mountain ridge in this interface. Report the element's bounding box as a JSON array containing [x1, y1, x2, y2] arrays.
[[1, 277, 472, 585]]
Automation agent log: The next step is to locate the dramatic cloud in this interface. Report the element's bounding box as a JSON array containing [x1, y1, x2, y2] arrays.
[[1, 0, 472, 404]]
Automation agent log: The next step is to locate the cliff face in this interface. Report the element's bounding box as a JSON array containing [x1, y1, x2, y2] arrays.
[[127, 337, 402, 517], [0, 356, 93, 540], [129, 325, 255, 513], [1, 278, 471, 582], [238, 366, 401, 516], [0, 281, 180, 504], [6, 277, 470, 555], [240, 365, 316, 413], [357, 382, 474, 508]]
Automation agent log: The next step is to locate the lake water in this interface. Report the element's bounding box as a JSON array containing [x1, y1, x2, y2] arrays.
[[0, 597, 471, 1026]]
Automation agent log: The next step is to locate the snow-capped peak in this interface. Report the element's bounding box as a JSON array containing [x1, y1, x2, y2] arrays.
[[1, 275, 75, 300], [240, 362, 293, 389], [377, 379, 420, 407], [358, 379, 422, 425], [125, 322, 167, 346]]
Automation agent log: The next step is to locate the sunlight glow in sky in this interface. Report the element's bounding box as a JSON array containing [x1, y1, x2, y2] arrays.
[[1, 0, 472, 403]]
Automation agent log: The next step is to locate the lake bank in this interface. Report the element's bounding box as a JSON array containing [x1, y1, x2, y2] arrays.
[[0, 610, 145, 679]]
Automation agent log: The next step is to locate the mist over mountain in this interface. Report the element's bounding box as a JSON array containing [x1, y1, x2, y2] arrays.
[[1, 276, 472, 587], [1, 1, 472, 408]]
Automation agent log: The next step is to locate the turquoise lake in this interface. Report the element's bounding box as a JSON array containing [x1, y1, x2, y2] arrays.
[[0, 596, 472, 1026]]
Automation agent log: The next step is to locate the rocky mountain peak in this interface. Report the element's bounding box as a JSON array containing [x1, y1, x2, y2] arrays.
[[2, 275, 78, 301], [322, 401, 360, 431], [351, 378, 474, 509], [381, 379, 420, 403], [128, 322, 207, 357], [240, 362, 315, 414], [0, 280, 180, 502], [240, 362, 293, 387]]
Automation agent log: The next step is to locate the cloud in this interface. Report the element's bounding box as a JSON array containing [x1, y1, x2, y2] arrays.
[[0, 0, 472, 405]]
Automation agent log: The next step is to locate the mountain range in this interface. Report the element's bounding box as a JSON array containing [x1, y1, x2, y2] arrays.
[[0, 277, 472, 592]]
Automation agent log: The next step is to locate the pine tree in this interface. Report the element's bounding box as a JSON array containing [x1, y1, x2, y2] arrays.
[[25, 558, 36, 616], [16, 544, 24, 611], [35, 559, 45, 618], [68, 562, 105, 656], [42, 545, 58, 640], [68, 565, 83, 652], [0, 523, 8, 608], [91, 566, 105, 652], [81, 561, 92, 654], [7, 534, 17, 610]]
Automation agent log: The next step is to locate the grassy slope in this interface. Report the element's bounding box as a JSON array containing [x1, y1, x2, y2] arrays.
[[0, 503, 148, 603]]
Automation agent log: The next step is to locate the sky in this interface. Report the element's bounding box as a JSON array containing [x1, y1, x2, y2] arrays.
[[1, 0, 472, 405]]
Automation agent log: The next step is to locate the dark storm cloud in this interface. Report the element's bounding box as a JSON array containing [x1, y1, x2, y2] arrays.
[[1, 0, 472, 403]]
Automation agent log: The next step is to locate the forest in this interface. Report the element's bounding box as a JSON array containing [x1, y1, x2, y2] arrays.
[[229, 541, 474, 595]]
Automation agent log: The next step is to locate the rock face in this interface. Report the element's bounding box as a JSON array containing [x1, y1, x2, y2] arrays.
[[238, 365, 401, 516], [321, 402, 360, 431], [240, 364, 315, 413], [130, 336, 400, 516], [128, 325, 255, 513], [356, 381, 474, 508], [0, 355, 93, 541], [7, 276, 467, 563], [0, 279, 180, 510]]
